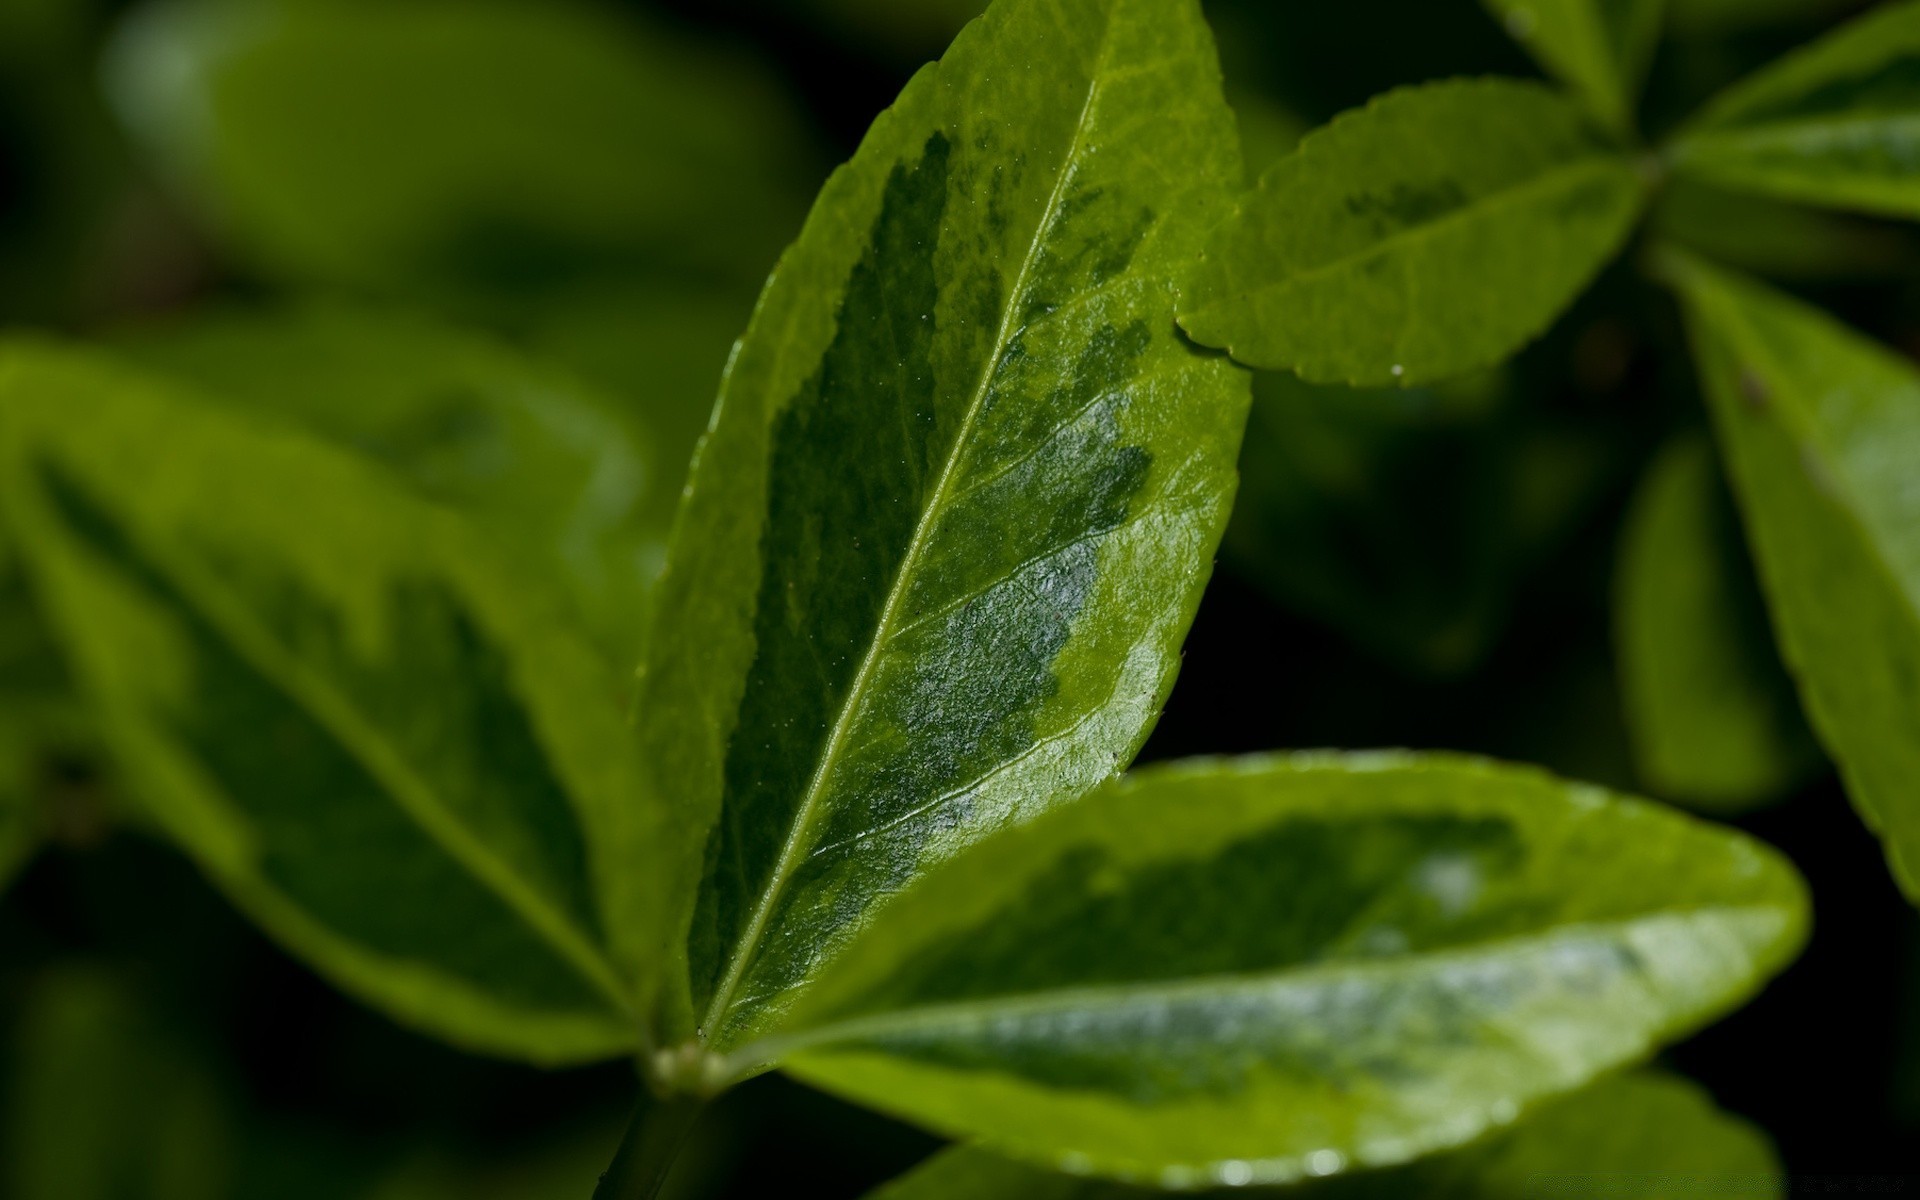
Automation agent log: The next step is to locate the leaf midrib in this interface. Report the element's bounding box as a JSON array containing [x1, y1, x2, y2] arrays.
[[138, 527, 634, 1016], [738, 901, 1790, 1072], [697, 14, 1123, 1042], [1226, 154, 1631, 306]]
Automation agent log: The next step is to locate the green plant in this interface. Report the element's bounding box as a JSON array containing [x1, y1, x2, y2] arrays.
[[10, 0, 1920, 1194]]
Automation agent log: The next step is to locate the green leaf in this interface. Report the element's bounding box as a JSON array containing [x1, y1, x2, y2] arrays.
[[1614, 432, 1821, 811], [110, 302, 680, 668], [1669, 1, 1920, 221], [103, 0, 818, 305], [3, 965, 235, 1200], [1480, 0, 1665, 134], [758, 753, 1806, 1186], [635, 0, 1248, 1055], [1649, 177, 1920, 281], [1179, 79, 1647, 386], [1663, 250, 1920, 903], [1669, 0, 1853, 36], [0, 339, 674, 1063], [862, 1069, 1781, 1198]]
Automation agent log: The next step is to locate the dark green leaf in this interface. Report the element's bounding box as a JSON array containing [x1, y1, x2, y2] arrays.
[[1669, 0, 1854, 36], [1664, 250, 1920, 903], [635, 0, 1248, 1056], [3, 966, 235, 1200], [1670, 1, 1920, 220], [111, 302, 680, 667], [1649, 177, 1920, 281], [0, 340, 673, 1063], [862, 1070, 1780, 1198], [1481, 0, 1666, 134], [759, 753, 1806, 1186], [1179, 79, 1647, 385], [1614, 433, 1821, 810], [103, 0, 818, 305]]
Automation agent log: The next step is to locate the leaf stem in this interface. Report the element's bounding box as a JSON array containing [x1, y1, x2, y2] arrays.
[[593, 1089, 703, 1200]]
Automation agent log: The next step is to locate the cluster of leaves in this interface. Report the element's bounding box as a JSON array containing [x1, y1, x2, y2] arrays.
[[4, 0, 1920, 1194]]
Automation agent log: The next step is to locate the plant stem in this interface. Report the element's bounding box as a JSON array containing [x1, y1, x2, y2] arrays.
[[593, 1090, 703, 1200]]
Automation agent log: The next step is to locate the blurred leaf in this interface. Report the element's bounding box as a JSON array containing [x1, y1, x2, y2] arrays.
[[1668, 0, 1862, 36], [861, 1069, 1780, 1198], [1665, 250, 1920, 904], [1480, 0, 1665, 134], [637, 0, 1248, 1056], [1225, 368, 1615, 675], [2, 965, 235, 1200], [1232, 89, 1312, 180], [103, 0, 818, 307], [1180, 79, 1647, 385], [0, 339, 673, 1062], [111, 302, 678, 667], [1614, 432, 1821, 811], [764, 753, 1806, 1186], [1671, 1, 1920, 221], [1650, 176, 1920, 280]]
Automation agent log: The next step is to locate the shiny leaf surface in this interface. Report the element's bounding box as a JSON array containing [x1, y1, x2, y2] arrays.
[[1179, 78, 1646, 386], [1481, 0, 1665, 134], [0, 340, 671, 1062], [1615, 433, 1820, 811], [762, 753, 1807, 1186], [861, 1070, 1781, 1198], [104, 0, 817, 304], [636, 0, 1248, 1054], [1670, 1, 1920, 220], [112, 303, 674, 667], [1665, 251, 1920, 901]]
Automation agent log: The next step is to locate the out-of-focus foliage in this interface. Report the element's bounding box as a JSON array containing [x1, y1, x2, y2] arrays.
[[1614, 432, 1820, 811], [103, 0, 819, 309], [1479, 0, 1665, 133], [0, 341, 672, 1063]]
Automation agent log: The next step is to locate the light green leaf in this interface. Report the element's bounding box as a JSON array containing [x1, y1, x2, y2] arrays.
[[635, 0, 1248, 1057], [1614, 433, 1820, 811], [1664, 250, 1920, 903], [3, 965, 235, 1200], [0, 340, 674, 1063], [1670, 1, 1920, 221], [863, 1069, 1781, 1198], [759, 753, 1806, 1186], [1481, 0, 1665, 134], [111, 302, 679, 667], [1179, 79, 1647, 386], [103, 0, 818, 305]]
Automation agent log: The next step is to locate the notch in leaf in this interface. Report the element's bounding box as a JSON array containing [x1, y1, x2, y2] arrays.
[[1178, 78, 1648, 387]]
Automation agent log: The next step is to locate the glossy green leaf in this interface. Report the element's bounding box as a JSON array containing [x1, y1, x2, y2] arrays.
[[1179, 79, 1647, 386], [0, 339, 673, 1063], [1670, 1, 1920, 221], [635, 0, 1248, 1056], [757, 753, 1806, 1186], [3, 966, 235, 1200], [111, 302, 677, 667], [1614, 433, 1820, 811], [1481, 0, 1665, 134], [862, 1069, 1781, 1198], [1664, 251, 1920, 902], [103, 0, 817, 305]]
